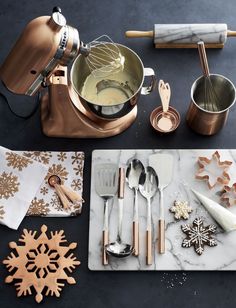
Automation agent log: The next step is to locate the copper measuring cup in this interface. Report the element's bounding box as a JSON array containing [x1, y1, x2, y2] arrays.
[[150, 80, 180, 133]]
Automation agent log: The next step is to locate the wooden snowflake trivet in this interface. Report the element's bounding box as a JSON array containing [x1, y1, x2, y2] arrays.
[[3, 225, 80, 303], [196, 151, 232, 189], [181, 218, 217, 255], [221, 183, 236, 207], [169, 200, 192, 220]]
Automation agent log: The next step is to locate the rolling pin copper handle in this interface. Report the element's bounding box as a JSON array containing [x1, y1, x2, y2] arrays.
[[102, 230, 109, 265], [146, 230, 152, 265], [125, 30, 154, 38], [158, 219, 165, 254], [132, 221, 139, 256], [227, 30, 236, 37]]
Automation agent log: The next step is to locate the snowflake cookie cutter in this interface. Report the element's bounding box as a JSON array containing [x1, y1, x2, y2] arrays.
[[221, 183, 236, 207], [196, 151, 232, 189], [181, 218, 217, 255], [3, 225, 80, 303]]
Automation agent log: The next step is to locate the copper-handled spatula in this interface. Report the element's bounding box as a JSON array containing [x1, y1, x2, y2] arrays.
[[126, 159, 144, 256], [94, 163, 118, 265], [149, 154, 174, 254]]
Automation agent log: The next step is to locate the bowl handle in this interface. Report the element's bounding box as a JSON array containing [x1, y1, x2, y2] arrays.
[[141, 68, 156, 95]]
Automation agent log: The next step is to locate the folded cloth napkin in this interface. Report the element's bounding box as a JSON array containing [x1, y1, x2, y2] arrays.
[[0, 146, 48, 229], [18, 151, 85, 217]]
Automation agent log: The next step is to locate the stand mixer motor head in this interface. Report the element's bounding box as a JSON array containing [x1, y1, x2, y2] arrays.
[[0, 7, 88, 96]]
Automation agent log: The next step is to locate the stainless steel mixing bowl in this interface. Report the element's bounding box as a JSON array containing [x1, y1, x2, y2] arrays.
[[71, 44, 155, 119]]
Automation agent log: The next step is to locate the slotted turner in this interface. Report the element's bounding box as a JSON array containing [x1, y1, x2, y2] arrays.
[[149, 153, 174, 254], [94, 163, 118, 265]]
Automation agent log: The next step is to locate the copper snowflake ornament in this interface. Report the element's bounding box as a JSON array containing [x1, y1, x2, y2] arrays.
[[181, 218, 217, 255], [196, 151, 232, 189], [221, 183, 236, 207], [3, 225, 80, 303], [170, 200, 192, 220]]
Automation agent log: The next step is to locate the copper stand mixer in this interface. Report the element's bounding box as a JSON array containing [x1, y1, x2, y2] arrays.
[[0, 7, 155, 138]]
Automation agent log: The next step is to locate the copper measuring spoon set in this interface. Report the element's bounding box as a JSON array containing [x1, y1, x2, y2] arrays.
[[48, 175, 84, 212]]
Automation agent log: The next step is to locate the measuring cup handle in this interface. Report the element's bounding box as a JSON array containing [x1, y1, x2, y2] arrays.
[[141, 68, 156, 95]]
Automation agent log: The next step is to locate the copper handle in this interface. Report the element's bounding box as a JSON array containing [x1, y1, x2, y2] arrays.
[[102, 230, 109, 265], [197, 41, 210, 77], [158, 79, 171, 113], [54, 183, 71, 209], [61, 184, 84, 202], [227, 30, 236, 37], [132, 221, 139, 256], [158, 219, 165, 254], [125, 30, 154, 38], [146, 230, 152, 265]]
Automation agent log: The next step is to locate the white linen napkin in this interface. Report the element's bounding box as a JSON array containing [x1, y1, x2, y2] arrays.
[[0, 146, 48, 229], [19, 151, 85, 217]]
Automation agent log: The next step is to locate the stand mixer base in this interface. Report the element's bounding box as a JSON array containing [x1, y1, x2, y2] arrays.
[[41, 92, 137, 138]]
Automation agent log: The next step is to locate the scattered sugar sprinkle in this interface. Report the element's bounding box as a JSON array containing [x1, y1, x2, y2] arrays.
[[160, 272, 188, 289]]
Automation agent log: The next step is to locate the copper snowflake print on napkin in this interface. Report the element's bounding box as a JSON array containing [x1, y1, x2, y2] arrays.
[[45, 164, 68, 184], [72, 152, 85, 177], [50, 192, 63, 211], [169, 200, 192, 220], [181, 218, 217, 255], [23, 151, 52, 165], [71, 179, 82, 191], [3, 225, 80, 303], [27, 198, 50, 216], [6, 152, 33, 171], [196, 151, 232, 189], [71, 152, 85, 165], [221, 183, 236, 207], [0, 205, 5, 219], [0, 172, 20, 199], [70, 202, 83, 216], [57, 152, 67, 162], [40, 187, 49, 195]]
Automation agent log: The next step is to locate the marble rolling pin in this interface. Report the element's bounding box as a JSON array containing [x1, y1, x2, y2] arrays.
[[125, 24, 236, 48]]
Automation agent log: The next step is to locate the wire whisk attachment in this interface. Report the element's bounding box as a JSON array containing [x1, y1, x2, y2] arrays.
[[84, 35, 125, 78]]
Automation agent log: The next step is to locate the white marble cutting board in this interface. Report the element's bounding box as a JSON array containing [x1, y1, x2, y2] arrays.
[[89, 150, 236, 271]]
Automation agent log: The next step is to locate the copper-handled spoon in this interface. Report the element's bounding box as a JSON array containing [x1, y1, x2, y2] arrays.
[[139, 166, 158, 265], [126, 159, 144, 256]]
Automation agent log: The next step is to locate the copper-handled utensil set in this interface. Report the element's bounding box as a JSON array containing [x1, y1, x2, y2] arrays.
[[95, 155, 174, 266]]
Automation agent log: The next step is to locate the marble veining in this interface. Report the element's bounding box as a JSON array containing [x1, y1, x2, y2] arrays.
[[89, 150, 236, 271], [154, 24, 227, 44]]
